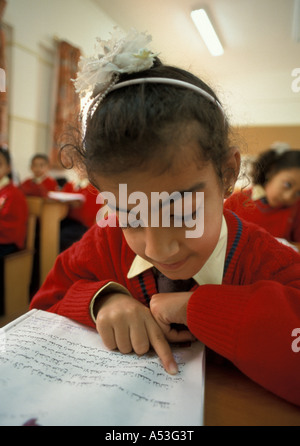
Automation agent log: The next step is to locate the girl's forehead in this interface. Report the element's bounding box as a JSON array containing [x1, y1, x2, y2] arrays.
[[274, 168, 300, 179], [94, 158, 217, 195]]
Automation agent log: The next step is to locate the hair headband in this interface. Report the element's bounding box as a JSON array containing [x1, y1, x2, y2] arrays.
[[110, 77, 223, 114], [73, 28, 224, 123]]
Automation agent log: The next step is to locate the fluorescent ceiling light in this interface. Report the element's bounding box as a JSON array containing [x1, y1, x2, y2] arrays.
[[292, 0, 300, 42], [191, 9, 224, 56]]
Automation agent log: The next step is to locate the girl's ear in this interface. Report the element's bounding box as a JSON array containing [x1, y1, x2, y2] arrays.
[[222, 146, 241, 198]]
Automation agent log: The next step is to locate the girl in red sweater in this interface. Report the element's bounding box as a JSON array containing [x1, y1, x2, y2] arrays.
[[224, 147, 300, 247], [30, 29, 300, 406], [0, 147, 28, 313]]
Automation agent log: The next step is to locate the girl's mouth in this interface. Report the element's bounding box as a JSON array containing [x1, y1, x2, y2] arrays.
[[155, 257, 189, 272]]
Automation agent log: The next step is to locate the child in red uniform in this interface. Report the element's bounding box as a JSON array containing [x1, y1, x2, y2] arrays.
[[224, 148, 300, 247], [0, 148, 28, 313], [30, 29, 300, 406], [21, 153, 58, 197], [60, 172, 100, 251]]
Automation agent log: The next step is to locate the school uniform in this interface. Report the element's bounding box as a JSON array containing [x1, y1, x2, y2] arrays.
[[30, 209, 300, 406], [0, 176, 28, 250], [20, 176, 58, 197], [224, 185, 300, 241], [0, 176, 28, 313]]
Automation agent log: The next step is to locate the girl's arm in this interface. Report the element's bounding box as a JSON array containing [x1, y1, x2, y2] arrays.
[[30, 225, 117, 327]]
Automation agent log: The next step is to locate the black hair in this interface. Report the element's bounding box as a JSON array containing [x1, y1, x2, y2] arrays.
[[0, 146, 10, 165], [62, 58, 234, 187], [31, 153, 50, 164], [0, 147, 12, 179], [251, 148, 300, 186]]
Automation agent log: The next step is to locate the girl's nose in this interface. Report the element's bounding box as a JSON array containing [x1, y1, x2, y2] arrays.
[[144, 227, 180, 262]]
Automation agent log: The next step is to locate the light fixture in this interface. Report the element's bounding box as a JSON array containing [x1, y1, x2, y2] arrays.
[[191, 9, 224, 56], [292, 0, 300, 42]]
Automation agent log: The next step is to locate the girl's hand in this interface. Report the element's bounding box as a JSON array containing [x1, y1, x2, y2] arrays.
[[95, 292, 178, 375], [150, 292, 196, 343]]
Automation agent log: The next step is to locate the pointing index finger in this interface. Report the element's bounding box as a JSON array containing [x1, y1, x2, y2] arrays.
[[148, 327, 178, 375]]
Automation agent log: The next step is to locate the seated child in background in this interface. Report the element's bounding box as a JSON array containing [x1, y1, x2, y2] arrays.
[[0, 147, 28, 313], [224, 145, 300, 247], [30, 29, 300, 406], [60, 171, 100, 251], [21, 153, 58, 197]]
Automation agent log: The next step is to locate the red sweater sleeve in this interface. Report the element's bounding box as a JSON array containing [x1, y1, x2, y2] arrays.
[[30, 218, 135, 327], [30, 229, 113, 327], [187, 230, 300, 406], [0, 184, 28, 248]]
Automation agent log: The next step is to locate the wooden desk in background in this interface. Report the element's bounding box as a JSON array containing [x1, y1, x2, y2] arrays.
[[39, 199, 68, 285], [26, 197, 68, 286], [204, 360, 300, 426]]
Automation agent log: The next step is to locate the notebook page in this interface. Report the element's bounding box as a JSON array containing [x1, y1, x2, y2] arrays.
[[0, 310, 205, 426]]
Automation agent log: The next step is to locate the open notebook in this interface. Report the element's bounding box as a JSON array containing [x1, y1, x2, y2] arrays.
[[0, 310, 205, 426], [48, 191, 86, 202]]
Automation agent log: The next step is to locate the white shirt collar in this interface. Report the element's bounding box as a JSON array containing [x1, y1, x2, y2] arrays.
[[0, 175, 10, 190], [73, 178, 90, 189], [127, 216, 228, 286], [251, 184, 266, 201]]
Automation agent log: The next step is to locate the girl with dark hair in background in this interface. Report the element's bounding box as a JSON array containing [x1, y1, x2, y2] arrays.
[[224, 147, 300, 247]]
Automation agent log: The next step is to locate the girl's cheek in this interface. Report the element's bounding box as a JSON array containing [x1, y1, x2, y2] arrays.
[[122, 228, 145, 254]]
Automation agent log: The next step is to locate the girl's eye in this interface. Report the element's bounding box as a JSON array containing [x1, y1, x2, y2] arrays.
[[283, 181, 292, 189], [171, 209, 198, 223]]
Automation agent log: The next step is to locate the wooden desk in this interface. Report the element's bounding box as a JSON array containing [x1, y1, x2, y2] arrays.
[[26, 197, 68, 286], [39, 199, 68, 284], [204, 359, 300, 426]]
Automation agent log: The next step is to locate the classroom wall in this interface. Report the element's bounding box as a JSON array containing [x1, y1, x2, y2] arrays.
[[4, 0, 118, 180], [233, 125, 300, 156], [3, 1, 300, 180]]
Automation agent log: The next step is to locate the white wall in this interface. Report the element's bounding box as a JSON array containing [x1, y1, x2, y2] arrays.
[[4, 0, 118, 180]]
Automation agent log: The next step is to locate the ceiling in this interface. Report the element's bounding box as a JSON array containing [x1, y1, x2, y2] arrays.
[[93, 0, 300, 126]]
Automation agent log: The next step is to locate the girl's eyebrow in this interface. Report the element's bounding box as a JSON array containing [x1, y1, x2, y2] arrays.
[[113, 182, 206, 213], [177, 182, 206, 195]]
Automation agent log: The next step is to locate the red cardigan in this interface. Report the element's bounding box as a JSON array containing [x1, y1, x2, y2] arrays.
[[30, 209, 300, 406], [20, 176, 58, 198], [0, 182, 28, 248], [224, 188, 300, 242]]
